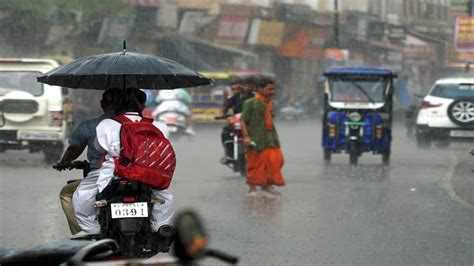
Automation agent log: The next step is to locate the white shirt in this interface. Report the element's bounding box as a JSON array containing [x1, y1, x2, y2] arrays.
[[94, 112, 169, 192]]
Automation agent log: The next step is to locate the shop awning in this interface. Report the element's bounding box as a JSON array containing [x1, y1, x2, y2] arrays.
[[180, 35, 258, 59], [404, 35, 429, 47], [367, 39, 404, 52], [159, 34, 258, 71]]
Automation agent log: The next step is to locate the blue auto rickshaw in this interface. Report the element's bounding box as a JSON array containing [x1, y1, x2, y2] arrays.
[[321, 67, 397, 165]]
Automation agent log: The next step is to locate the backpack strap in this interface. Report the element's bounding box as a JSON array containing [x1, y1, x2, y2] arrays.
[[114, 114, 152, 124], [140, 117, 154, 124], [113, 114, 132, 124], [113, 114, 134, 165]]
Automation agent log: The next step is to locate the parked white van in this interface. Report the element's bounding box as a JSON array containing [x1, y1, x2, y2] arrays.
[[0, 58, 70, 163]]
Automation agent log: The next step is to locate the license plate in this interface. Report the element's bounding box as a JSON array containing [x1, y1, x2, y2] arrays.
[[165, 117, 177, 123], [450, 130, 474, 137], [168, 126, 178, 132], [111, 202, 148, 219], [20, 132, 59, 140]]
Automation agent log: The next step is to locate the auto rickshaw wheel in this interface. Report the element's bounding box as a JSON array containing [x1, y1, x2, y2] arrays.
[[323, 149, 331, 162], [349, 153, 358, 166], [349, 141, 359, 166], [382, 152, 390, 165]]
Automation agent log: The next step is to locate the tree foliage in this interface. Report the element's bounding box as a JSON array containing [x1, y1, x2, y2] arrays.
[[2, 0, 134, 21], [0, 0, 135, 50]]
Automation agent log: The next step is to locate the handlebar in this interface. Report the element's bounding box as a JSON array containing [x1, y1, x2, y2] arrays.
[[53, 160, 91, 178], [53, 160, 88, 171], [214, 114, 232, 120], [205, 249, 239, 264]]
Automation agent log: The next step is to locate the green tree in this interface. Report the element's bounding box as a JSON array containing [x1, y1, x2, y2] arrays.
[[0, 0, 135, 54]]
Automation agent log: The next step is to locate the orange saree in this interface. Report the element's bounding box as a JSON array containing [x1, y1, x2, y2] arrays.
[[246, 147, 285, 187]]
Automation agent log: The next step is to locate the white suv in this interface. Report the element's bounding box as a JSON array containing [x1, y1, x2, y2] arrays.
[[0, 58, 70, 163], [415, 77, 474, 148]]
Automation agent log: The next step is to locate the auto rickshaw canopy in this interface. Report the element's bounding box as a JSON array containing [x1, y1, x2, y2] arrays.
[[323, 67, 397, 78]]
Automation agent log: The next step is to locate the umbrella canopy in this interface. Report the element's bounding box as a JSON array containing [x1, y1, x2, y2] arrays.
[[37, 50, 211, 90]]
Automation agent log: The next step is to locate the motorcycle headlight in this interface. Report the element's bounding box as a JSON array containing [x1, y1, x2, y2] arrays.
[[348, 112, 362, 121]]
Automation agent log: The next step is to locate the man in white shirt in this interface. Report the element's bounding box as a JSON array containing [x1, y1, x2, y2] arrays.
[[72, 88, 174, 237]]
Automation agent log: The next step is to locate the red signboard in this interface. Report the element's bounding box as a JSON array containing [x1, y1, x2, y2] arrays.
[[278, 27, 327, 60], [454, 16, 474, 51]]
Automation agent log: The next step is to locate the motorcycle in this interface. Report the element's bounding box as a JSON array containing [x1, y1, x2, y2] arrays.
[[0, 210, 238, 265], [54, 161, 175, 258], [278, 100, 306, 121], [155, 111, 188, 138], [216, 114, 247, 177]]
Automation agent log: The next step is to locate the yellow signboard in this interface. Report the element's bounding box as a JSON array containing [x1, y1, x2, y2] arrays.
[[247, 19, 285, 47], [455, 16, 474, 51]]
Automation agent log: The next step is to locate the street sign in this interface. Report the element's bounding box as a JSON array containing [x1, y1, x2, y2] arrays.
[[454, 16, 474, 52]]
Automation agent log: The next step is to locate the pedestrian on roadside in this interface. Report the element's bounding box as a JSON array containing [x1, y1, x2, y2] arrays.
[[240, 77, 285, 196]]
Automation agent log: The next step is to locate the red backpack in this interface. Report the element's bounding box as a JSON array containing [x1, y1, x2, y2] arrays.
[[113, 114, 176, 190]]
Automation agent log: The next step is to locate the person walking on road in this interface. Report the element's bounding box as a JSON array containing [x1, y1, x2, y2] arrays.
[[240, 77, 285, 196]]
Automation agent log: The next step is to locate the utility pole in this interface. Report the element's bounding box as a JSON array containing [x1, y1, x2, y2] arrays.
[[334, 0, 339, 48]]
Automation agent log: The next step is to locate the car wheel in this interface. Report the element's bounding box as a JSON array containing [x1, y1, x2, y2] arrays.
[[447, 99, 474, 126]]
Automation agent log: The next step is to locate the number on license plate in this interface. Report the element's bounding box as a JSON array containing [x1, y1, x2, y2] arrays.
[[111, 202, 148, 219], [450, 130, 474, 137]]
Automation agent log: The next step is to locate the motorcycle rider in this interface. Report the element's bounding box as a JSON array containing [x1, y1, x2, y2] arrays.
[[219, 77, 255, 163], [152, 88, 195, 135], [54, 88, 119, 236], [72, 88, 174, 237], [221, 78, 243, 115]]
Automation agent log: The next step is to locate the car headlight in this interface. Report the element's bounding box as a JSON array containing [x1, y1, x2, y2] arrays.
[[348, 112, 362, 121]]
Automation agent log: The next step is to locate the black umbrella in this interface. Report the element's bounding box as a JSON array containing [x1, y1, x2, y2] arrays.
[[37, 43, 211, 90]]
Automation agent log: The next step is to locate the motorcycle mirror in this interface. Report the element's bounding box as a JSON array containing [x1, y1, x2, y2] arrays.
[[172, 209, 208, 261]]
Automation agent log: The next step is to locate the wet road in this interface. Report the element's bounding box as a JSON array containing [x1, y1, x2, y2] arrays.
[[1, 119, 474, 265]]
